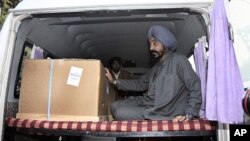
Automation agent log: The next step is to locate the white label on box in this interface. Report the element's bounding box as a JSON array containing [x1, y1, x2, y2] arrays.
[[67, 66, 83, 87]]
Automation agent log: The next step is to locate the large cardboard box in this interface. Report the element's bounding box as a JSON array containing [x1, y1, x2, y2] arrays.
[[17, 59, 108, 121]]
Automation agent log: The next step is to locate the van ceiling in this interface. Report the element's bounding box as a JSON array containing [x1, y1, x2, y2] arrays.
[[17, 9, 206, 68]]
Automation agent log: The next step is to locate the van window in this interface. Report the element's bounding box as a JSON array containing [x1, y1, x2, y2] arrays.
[[14, 41, 56, 98]]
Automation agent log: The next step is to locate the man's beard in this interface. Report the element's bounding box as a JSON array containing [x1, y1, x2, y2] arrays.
[[150, 50, 163, 59], [112, 67, 120, 73]]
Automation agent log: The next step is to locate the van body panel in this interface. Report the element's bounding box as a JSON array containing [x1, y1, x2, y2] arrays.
[[0, 13, 32, 140], [14, 0, 213, 9], [11, 0, 213, 15], [0, 13, 15, 141]]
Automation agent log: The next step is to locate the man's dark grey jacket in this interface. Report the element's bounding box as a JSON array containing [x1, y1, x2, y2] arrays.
[[116, 51, 202, 120]]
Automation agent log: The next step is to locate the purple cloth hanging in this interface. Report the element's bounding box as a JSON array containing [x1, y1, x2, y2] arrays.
[[194, 40, 207, 118], [206, 0, 244, 123], [34, 47, 44, 59]]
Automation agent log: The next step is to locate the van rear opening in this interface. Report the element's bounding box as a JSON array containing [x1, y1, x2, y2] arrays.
[[3, 7, 214, 141]]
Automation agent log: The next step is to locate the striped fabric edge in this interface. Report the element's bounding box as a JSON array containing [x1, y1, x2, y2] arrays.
[[5, 117, 217, 132]]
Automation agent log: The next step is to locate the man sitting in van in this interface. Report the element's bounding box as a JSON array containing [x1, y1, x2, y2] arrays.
[[108, 56, 133, 100], [105, 25, 201, 121]]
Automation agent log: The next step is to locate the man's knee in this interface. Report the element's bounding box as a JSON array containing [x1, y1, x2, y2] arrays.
[[111, 106, 145, 120], [112, 106, 131, 120], [110, 101, 121, 115], [111, 100, 134, 120]]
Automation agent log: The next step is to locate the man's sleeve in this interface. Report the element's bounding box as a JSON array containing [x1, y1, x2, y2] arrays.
[[177, 55, 202, 117], [116, 71, 150, 91]]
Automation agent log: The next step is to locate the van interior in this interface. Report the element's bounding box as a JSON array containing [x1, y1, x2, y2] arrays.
[[6, 8, 208, 118], [1, 7, 212, 141]]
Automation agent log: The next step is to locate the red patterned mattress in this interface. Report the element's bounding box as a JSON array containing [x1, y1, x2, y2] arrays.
[[5, 118, 216, 133]]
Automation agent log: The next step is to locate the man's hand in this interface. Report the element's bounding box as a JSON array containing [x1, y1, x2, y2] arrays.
[[173, 115, 188, 122], [105, 68, 115, 84], [173, 114, 193, 122]]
